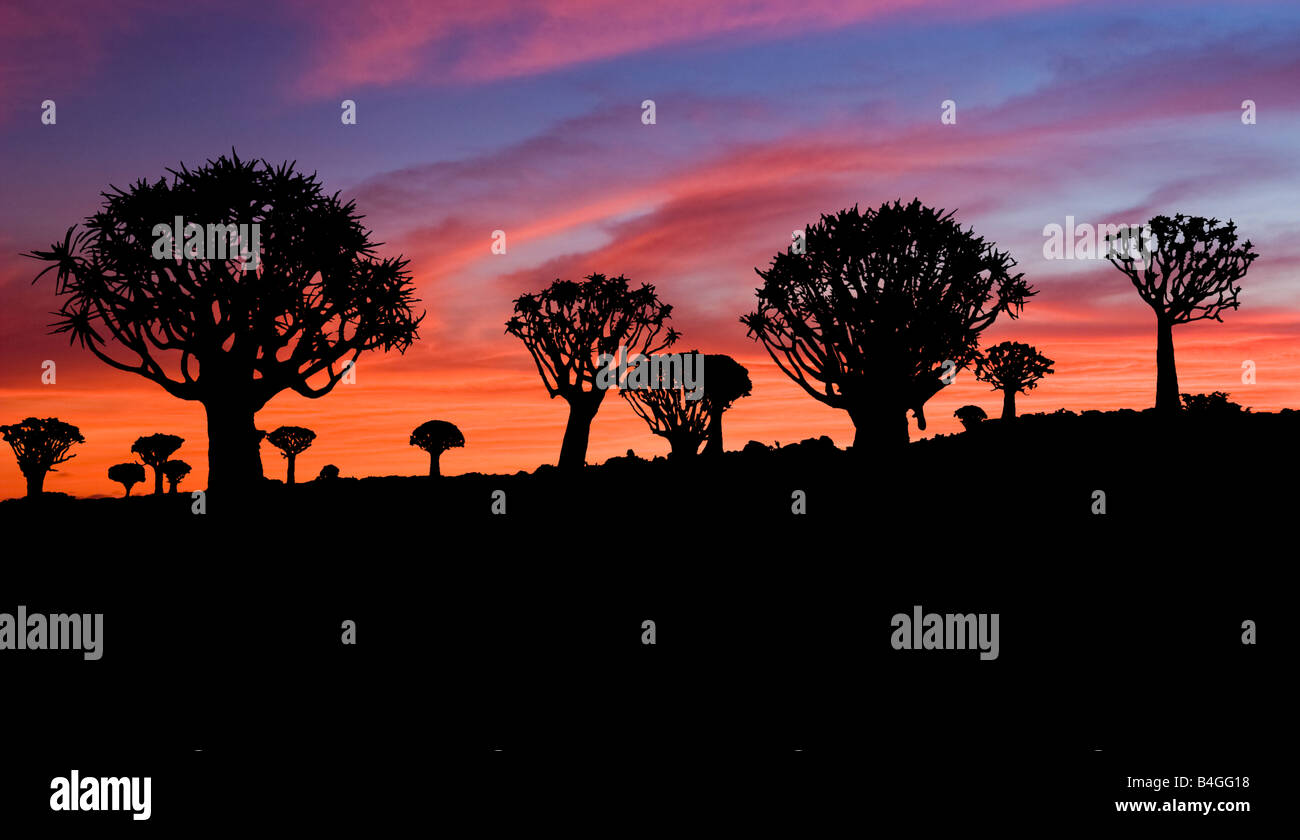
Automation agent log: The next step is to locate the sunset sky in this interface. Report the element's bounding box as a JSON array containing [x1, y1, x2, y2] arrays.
[[2, 0, 1299, 499]]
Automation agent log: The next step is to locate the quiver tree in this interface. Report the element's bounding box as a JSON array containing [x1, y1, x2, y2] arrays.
[[0, 417, 84, 498], [702, 354, 752, 456], [131, 433, 183, 495], [108, 462, 146, 497], [162, 459, 192, 493], [1106, 214, 1257, 412], [953, 405, 987, 432], [974, 341, 1054, 420], [266, 425, 316, 485], [410, 420, 464, 477], [505, 273, 678, 470], [621, 350, 709, 459], [741, 199, 1033, 450], [27, 152, 423, 493]]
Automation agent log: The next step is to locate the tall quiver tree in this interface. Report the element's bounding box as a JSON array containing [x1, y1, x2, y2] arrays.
[[108, 462, 146, 497], [702, 354, 751, 457], [410, 420, 464, 477], [975, 341, 1054, 420], [27, 152, 423, 493], [742, 200, 1032, 451], [162, 459, 191, 493], [506, 273, 678, 470], [0, 417, 84, 498], [621, 350, 710, 459], [1106, 214, 1257, 412], [266, 426, 315, 485], [131, 433, 183, 495]]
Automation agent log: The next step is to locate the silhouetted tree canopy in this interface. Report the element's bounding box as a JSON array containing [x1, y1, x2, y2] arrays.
[[0, 417, 84, 499], [621, 350, 709, 459], [741, 199, 1033, 450], [316, 464, 340, 481], [1181, 391, 1245, 415], [410, 420, 465, 477], [266, 426, 316, 485], [27, 152, 423, 492], [108, 461, 146, 497], [702, 354, 752, 457], [505, 273, 678, 470], [131, 433, 184, 495], [954, 405, 988, 431], [162, 459, 192, 493], [1106, 214, 1257, 412], [975, 341, 1055, 420]]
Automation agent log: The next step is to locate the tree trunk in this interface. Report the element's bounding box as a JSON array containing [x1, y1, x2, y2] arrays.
[[704, 412, 723, 457], [1156, 316, 1180, 412], [167, 481, 176, 495], [668, 433, 702, 459], [1001, 389, 1016, 420], [204, 400, 264, 493], [26, 472, 44, 498], [847, 403, 909, 451], [429, 451, 440, 478], [558, 391, 603, 471], [152, 465, 164, 495], [286, 454, 297, 485]]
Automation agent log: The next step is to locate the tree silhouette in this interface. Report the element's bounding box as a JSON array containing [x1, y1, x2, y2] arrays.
[[953, 405, 987, 432], [506, 273, 678, 470], [108, 462, 146, 497], [1106, 214, 1257, 412], [741, 200, 1033, 450], [27, 152, 423, 492], [410, 421, 464, 477], [131, 434, 183, 495], [0, 417, 84, 498], [266, 426, 316, 485], [975, 341, 1055, 420], [621, 350, 709, 459], [702, 354, 752, 457], [162, 459, 192, 493], [1181, 391, 1245, 415]]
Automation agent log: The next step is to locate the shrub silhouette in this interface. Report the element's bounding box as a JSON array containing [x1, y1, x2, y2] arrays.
[[742, 199, 1032, 450], [621, 350, 709, 459], [108, 462, 146, 497], [410, 420, 464, 477], [316, 464, 340, 481], [1181, 391, 1245, 415], [1106, 214, 1257, 412], [702, 354, 752, 457], [975, 341, 1055, 419], [954, 405, 988, 431], [506, 273, 677, 470], [0, 417, 84, 498], [131, 434, 183, 495], [162, 459, 191, 493], [27, 152, 423, 492], [266, 426, 316, 485]]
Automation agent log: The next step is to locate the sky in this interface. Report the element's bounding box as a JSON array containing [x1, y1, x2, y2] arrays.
[[1, 0, 1298, 499]]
